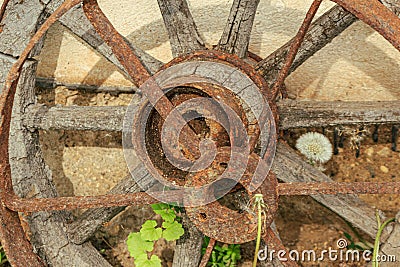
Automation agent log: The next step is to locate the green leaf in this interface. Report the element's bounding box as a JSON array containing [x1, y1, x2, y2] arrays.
[[151, 204, 176, 222], [344, 232, 352, 241], [140, 220, 162, 241], [162, 221, 184, 241], [151, 203, 170, 210], [126, 232, 154, 258], [135, 254, 162, 267]]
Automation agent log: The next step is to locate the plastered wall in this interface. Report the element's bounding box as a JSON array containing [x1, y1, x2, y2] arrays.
[[20, 0, 400, 101]]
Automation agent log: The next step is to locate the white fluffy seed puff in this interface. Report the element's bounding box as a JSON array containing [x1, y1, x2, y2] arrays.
[[295, 132, 333, 164]]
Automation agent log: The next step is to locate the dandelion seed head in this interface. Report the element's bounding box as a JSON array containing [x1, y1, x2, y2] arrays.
[[295, 132, 333, 163]]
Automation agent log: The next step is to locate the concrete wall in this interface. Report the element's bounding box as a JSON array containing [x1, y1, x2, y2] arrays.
[[10, 0, 400, 101]]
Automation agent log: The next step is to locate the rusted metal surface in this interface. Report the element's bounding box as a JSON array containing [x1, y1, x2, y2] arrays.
[[199, 238, 216, 267], [0, 0, 400, 265], [0, 0, 10, 27], [0, 1, 82, 266], [186, 148, 279, 244], [271, 0, 322, 100], [332, 0, 400, 51], [82, 0, 151, 87], [278, 181, 400, 195]]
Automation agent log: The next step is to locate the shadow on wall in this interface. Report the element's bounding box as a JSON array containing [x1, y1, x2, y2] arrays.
[[41, 1, 400, 99]]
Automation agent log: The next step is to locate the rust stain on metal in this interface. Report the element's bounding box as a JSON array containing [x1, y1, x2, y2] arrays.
[[0, 0, 400, 263], [332, 0, 400, 51], [278, 181, 400, 195], [82, 0, 151, 87], [161, 49, 280, 133], [0, 1, 82, 266], [0, 0, 10, 31], [271, 0, 322, 101], [199, 238, 216, 267], [186, 149, 279, 244]]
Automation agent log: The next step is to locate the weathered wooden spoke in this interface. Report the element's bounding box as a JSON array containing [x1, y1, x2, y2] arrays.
[[157, 0, 205, 57], [216, 0, 260, 58], [22, 100, 400, 131], [1, 0, 400, 266], [255, 4, 357, 87], [46, 0, 163, 77]]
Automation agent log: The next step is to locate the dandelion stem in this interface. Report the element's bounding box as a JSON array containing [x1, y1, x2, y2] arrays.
[[253, 198, 262, 267], [372, 211, 395, 267]]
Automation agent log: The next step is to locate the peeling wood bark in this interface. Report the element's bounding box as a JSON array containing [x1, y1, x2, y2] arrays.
[[255, 4, 357, 87], [2, 57, 111, 267], [23, 100, 400, 131], [0, 0, 50, 57], [157, 0, 205, 57], [277, 99, 400, 129], [216, 0, 260, 58], [273, 143, 387, 239], [172, 213, 203, 267], [23, 105, 126, 132]]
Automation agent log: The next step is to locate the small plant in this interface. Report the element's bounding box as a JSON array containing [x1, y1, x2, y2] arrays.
[[343, 232, 373, 251], [372, 211, 395, 267], [126, 203, 184, 267], [296, 132, 333, 165], [202, 236, 242, 267], [202, 237, 241, 267], [0, 246, 8, 266]]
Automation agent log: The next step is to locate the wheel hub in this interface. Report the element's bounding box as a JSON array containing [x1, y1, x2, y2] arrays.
[[123, 51, 278, 243]]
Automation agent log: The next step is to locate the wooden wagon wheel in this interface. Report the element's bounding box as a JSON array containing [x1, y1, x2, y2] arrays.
[[0, 0, 400, 266]]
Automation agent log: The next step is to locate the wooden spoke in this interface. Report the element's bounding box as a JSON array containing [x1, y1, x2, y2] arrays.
[[56, 140, 391, 249], [23, 105, 126, 132], [23, 100, 400, 132], [67, 173, 144, 244], [46, 1, 163, 76], [256, 0, 400, 87], [172, 214, 203, 267], [35, 77, 136, 93], [273, 143, 388, 238], [278, 100, 400, 129], [216, 0, 260, 58], [157, 0, 205, 57], [255, 4, 357, 87]]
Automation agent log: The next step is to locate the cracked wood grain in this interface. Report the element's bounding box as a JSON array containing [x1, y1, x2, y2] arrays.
[[255, 4, 357, 87], [256, 0, 400, 88], [23, 100, 400, 131], [216, 0, 260, 58], [157, 0, 205, 57], [2, 56, 111, 267]]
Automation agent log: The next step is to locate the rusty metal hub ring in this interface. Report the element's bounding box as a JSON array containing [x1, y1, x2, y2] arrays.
[[122, 59, 277, 207], [185, 147, 278, 244]]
